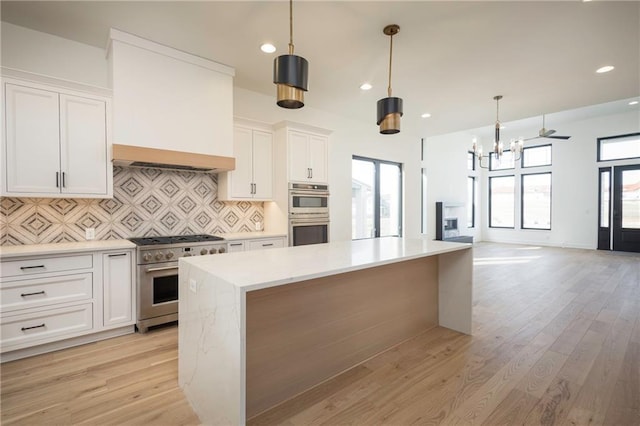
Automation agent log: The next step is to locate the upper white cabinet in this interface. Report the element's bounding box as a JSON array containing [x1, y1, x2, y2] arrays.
[[218, 121, 273, 200], [288, 130, 328, 184], [2, 79, 112, 198], [108, 29, 235, 158]]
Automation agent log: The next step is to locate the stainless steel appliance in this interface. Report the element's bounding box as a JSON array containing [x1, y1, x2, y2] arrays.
[[129, 234, 226, 332], [289, 183, 329, 215], [289, 183, 330, 246]]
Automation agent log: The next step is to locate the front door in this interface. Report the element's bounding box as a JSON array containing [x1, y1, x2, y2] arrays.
[[599, 165, 640, 252], [612, 164, 640, 252]]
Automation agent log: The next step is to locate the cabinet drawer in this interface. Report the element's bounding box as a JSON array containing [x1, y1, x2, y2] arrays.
[[0, 273, 93, 313], [1, 303, 93, 351], [1, 255, 93, 278], [227, 241, 246, 252], [248, 239, 285, 251]]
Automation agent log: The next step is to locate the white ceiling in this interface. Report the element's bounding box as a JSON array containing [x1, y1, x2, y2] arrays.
[[2, 1, 639, 137]]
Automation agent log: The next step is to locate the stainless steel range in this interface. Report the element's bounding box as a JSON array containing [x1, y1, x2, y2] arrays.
[[128, 234, 226, 333]]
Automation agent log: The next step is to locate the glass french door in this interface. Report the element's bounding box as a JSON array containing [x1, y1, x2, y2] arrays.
[[598, 164, 640, 252]]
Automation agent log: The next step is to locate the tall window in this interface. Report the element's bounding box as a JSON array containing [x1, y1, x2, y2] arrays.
[[352, 156, 402, 239], [467, 176, 476, 228], [489, 175, 515, 228], [521, 173, 552, 229]]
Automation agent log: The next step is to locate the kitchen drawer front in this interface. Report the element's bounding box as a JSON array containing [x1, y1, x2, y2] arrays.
[[1, 303, 93, 351], [1, 255, 93, 278], [0, 273, 93, 313], [248, 238, 285, 251]]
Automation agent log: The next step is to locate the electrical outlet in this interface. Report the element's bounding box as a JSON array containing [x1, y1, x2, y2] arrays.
[[189, 279, 197, 293], [255, 221, 262, 231], [85, 228, 95, 240]]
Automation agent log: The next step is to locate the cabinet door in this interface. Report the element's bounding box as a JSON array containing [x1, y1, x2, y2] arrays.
[[102, 252, 133, 327], [60, 94, 108, 195], [251, 130, 273, 199], [288, 131, 310, 182], [230, 127, 254, 198], [4, 84, 61, 194], [308, 135, 328, 183]]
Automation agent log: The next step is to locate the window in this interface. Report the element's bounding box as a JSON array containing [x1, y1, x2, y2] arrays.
[[489, 151, 515, 171], [599, 169, 611, 228], [352, 156, 402, 239], [467, 151, 475, 171], [467, 176, 476, 228], [598, 133, 640, 161], [522, 145, 552, 168], [489, 175, 515, 228], [522, 173, 551, 230]]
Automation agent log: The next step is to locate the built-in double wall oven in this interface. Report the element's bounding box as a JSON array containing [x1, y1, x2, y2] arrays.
[[288, 183, 330, 246]]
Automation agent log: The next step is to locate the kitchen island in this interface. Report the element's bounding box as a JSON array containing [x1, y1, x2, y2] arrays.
[[178, 237, 472, 425]]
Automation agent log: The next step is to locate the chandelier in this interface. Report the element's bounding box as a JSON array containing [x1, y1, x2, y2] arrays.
[[471, 95, 523, 169]]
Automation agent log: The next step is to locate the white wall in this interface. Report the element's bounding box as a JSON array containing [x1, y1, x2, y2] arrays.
[[1, 22, 108, 88], [425, 109, 640, 249]]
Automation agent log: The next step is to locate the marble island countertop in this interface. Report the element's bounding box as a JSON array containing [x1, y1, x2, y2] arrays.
[[181, 237, 471, 292], [0, 239, 136, 259]]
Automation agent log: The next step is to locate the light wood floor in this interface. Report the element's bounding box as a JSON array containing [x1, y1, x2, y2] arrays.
[[1, 243, 638, 425]]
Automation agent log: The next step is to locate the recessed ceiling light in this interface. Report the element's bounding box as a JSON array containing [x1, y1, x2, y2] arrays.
[[630, 100, 639, 105], [360, 83, 372, 91], [260, 43, 276, 53], [421, 113, 431, 118], [596, 65, 614, 73]]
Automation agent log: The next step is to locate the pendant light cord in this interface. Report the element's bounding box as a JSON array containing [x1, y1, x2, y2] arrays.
[[387, 33, 394, 97], [289, 0, 294, 55]]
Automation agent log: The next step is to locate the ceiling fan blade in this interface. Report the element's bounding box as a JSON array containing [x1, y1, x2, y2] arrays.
[[540, 129, 556, 137], [524, 136, 541, 141], [547, 135, 571, 140]]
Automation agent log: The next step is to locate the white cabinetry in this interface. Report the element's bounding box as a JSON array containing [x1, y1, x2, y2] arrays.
[[102, 251, 134, 327], [226, 236, 286, 253], [218, 122, 273, 200], [0, 246, 135, 361], [288, 130, 328, 184], [2, 77, 112, 198]]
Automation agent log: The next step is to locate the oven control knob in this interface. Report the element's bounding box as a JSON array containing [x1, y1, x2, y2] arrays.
[[209, 248, 218, 254], [155, 253, 164, 261], [165, 252, 174, 260], [143, 253, 152, 262], [219, 247, 226, 254], [200, 248, 208, 256]]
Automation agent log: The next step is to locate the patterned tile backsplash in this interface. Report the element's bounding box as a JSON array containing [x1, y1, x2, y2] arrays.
[[1, 166, 264, 245]]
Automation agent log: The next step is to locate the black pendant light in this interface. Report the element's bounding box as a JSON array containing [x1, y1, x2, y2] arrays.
[[273, 0, 308, 109], [377, 24, 403, 134]]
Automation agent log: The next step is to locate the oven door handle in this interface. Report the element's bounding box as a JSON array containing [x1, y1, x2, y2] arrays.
[[146, 266, 179, 273], [290, 190, 330, 197]]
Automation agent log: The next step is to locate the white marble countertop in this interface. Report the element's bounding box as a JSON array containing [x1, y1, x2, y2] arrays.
[[219, 231, 287, 241], [0, 239, 136, 259], [181, 237, 471, 292]]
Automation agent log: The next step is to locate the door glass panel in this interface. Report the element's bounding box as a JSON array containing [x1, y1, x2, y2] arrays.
[[352, 159, 375, 239], [379, 163, 401, 237], [622, 169, 640, 229], [600, 170, 610, 228], [153, 275, 178, 304]]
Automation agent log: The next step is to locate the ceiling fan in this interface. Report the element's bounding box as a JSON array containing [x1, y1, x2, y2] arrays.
[[525, 115, 572, 141]]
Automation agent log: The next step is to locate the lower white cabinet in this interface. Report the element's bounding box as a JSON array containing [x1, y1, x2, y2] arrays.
[[0, 247, 135, 359], [226, 236, 286, 253], [102, 251, 134, 327]]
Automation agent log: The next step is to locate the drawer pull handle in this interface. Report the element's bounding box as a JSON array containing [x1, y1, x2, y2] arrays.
[[230, 243, 243, 246], [20, 265, 45, 270], [20, 291, 46, 297], [108, 253, 128, 257], [262, 243, 274, 247], [21, 324, 45, 331]]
